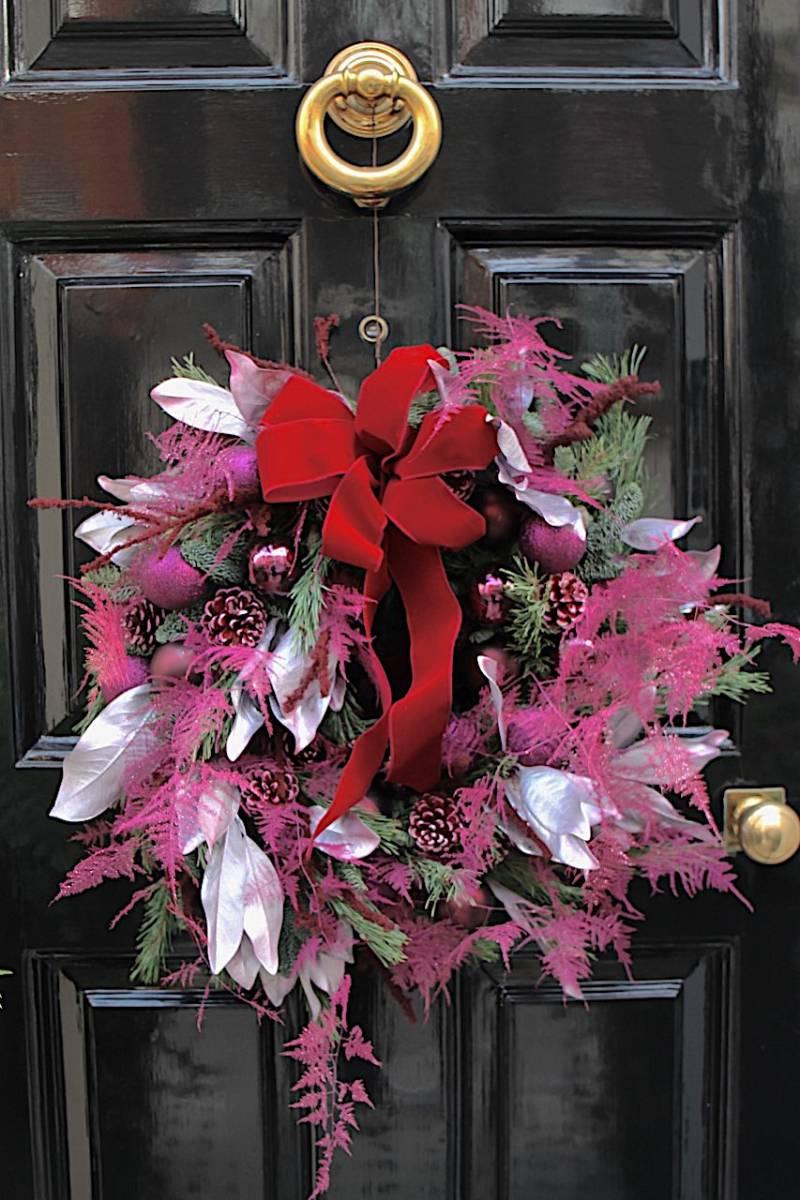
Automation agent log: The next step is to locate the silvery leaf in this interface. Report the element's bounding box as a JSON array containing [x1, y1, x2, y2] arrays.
[[226, 933, 260, 990], [620, 515, 701, 551], [616, 784, 710, 836], [309, 806, 380, 861], [226, 684, 265, 762], [177, 777, 239, 854], [267, 626, 339, 753], [477, 654, 508, 750], [225, 621, 278, 761], [612, 729, 728, 784], [201, 818, 248, 976], [50, 685, 154, 822], [225, 349, 291, 433], [97, 474, 172, 504], [507, 766, 600, 870], [487, 879, 535, 929], [259, 965, 297, 1010], [151, 377, 250, 440], [491, 416, 532, 474], [74, 510, 144, 567], [242, 834, 283, 975], [688, 545, 721, 579]]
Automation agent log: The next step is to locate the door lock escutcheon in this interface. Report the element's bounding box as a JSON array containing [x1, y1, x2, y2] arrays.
[[724, 787, 800, 865]]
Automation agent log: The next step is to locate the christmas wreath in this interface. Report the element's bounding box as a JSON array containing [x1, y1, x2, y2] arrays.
[[39, 311, 800, 1194]]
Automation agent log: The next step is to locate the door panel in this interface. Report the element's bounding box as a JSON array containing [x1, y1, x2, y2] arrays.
[[1, 3, 798, 1198]]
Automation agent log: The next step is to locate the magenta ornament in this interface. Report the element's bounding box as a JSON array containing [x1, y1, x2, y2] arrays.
[[150, 642, 197, 680], [133, 545, 206, 610], [248, 540, 294, 595], [519, 512, 585, 574], [215, 445, 261, 503]]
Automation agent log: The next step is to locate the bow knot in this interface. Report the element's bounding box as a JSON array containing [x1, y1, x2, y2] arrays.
[[257, 345, 497, 834]]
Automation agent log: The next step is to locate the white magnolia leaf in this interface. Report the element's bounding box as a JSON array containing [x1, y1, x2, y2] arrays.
[[616, 784, 710, 836], [97, 474, 172, 504], [225, 621, 278, 761], [226, 933, 260, 990], [50, 685, 153, 822], [177, 777, 239, 854], [267, 626, 340, 752], [151, 377, 250, 440], [74, 510, 144, 567], [225, 349, 291, 432], [688, 545, 722, 579], [492, 418, 587, 536], [620, 515, 701, 551], [309, 806, 380, 861], [259, 965, 297, 1010], [612, 729, 728, 784], [477, 654, 508, 750], [242, 834, 283, 975], [507, 767, 600, 870], [226, 684, 266, 761], [201, 818, 248, 976]]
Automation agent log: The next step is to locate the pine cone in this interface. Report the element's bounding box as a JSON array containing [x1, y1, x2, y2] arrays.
[[547, 571, 589, 630], [201, 586, 267, 647], [123, 598, 163, 654], [242, 763, 299, 806], [408, 792, 461, 857]]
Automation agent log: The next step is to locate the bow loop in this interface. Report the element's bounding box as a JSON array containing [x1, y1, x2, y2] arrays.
[[255, 346, 498, 837]]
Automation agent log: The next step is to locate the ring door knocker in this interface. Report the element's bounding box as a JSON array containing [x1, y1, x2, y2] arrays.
[[295, 42, 442, 209]]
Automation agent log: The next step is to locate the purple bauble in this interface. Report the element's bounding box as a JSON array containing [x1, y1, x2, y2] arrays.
[[132, 546, 206, 611], [101, 654, 149, 703], [519, 513, 585, 574], [150, 642, 197, 680], [215, 445, 261, 503]]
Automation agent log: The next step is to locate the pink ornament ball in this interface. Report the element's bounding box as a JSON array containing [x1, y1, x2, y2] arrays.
[[150, 642, 197, 681], [100, 654, 149, 702], [519, 513, 585, 574], [441, 883, 492, 930], [215, 445, 261, 502], [132, 546, 206, 611]]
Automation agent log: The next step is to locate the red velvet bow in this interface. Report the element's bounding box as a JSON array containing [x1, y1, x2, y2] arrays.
[[257, 345, 497, 835]]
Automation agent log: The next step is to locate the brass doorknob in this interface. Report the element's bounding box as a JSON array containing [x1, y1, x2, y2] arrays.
[[724, 788, 800, 865], [295, 42, 442, 209]]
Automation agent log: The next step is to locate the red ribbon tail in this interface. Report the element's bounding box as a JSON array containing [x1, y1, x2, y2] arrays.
[[312, 564, 392, 839], [385, 528, 460, 791]]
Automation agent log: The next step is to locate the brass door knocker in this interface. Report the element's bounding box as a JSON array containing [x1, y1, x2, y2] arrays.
[[295, 42, 442, 209]]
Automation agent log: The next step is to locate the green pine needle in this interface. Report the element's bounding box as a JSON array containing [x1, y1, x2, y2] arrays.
[[179, 514, 249, 585], [288, 532, 332, 652], [320, 691, 372, 744], [348, 808, 411, 856], [501, 555, 552, 666], [581, 345, 648, 385], [412, 858, 456, 913], [170, 353, 220, 385], [131, 883, 179, 985], [704, 649, 772, 703], [330, 898, 407, 967]]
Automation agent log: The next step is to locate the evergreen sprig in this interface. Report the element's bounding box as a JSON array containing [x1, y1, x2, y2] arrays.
[[170, 353, 220, 386], [581, 345, 648, 385], [501, 555, 552, 667], [288, 531, 332, 652], [354, 809, 411, 855], [704, 649, 772, 703], [320, 692, 372, 744], [179, 514, 248, 585], [330, 898, 407, 967], [131, 882, 180, 985], [412, 858, 456, 912]]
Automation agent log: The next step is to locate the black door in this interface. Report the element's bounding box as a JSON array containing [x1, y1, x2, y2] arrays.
[[1, 4, 798, 1198]]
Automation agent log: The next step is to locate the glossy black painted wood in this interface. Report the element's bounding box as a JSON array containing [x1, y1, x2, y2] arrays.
[[1, 2, 799, 1197]]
